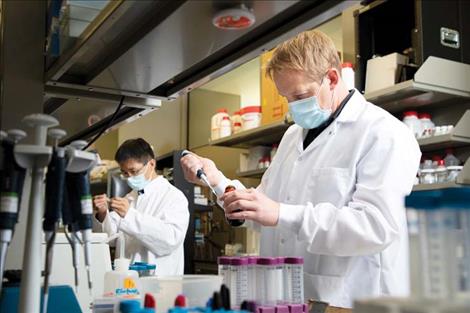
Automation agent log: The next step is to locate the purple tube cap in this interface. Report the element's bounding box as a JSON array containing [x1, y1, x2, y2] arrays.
[[284, 257, 304, 265], [257, 257, 278, 265], [247, 256, 258, 265], [257, 307, 275, 313], [288, 304, 304, 313], [230, 257, 249, 266], [275, 305, 289, 313], [217, 256, 231, 265]]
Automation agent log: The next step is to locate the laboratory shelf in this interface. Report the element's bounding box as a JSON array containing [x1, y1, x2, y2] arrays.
[[412, 182, 462, 191], [364, 57, 470, 113], [417, 110, 470, 152], [236, 168, 267, 178], [209, 119, 292, 148]]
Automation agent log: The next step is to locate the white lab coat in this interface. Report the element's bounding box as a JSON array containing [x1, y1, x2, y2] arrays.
[[94, 176, 189, 275], [215, 91, 421, 308]]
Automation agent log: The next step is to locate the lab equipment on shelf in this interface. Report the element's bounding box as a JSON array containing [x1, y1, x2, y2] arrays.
[[341, 62, 355, 90], [220, 116, 232, 138], [241, 106, 262, 131], [211, 109, 230, 140]]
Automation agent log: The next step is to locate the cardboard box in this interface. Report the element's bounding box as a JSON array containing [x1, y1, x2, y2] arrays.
[[365, 53, 409, 94], [260, 50, 289, 125]]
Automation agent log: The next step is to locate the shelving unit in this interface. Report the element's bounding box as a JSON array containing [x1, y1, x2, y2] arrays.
[[418, 110, 470, 152], [413, 156, 470, 191], [236, 168, 267, 179], [209, 119, 292, 148], [365, 57, 470, 113]]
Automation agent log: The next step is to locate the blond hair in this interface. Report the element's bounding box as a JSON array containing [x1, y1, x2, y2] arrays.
[[265, 30, 341, 82]]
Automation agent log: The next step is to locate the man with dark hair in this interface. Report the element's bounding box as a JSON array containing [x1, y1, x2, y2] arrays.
[[93, 138, 189, 275]]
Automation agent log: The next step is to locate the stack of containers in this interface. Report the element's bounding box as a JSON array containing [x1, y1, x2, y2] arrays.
[[218, 256, 231, 286], [247, 257, 258, 301], [283, 257, 304, 304], [217, 256, 305, 307], [230, 257, 249, 307], [405, 187, 470, 299]]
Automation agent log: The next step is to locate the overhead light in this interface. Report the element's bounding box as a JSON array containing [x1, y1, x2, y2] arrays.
[[212, 4, 255, 30]]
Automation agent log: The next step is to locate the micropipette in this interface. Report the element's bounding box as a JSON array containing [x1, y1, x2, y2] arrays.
[[181, 150, 217, 195], [0, 130, 27, 297], [42, 129, 67, 313]]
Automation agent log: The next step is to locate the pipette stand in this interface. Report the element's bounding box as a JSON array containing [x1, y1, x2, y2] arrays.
[[14, 114, 58, 313]]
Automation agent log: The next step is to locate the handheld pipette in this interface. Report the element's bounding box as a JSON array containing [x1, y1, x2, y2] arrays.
[[42, 128, 67, 313], [181, 150, 217, 195], [180, 150, 244, 227], [66, 140, 96, 296], [0, 130, 27, 296]]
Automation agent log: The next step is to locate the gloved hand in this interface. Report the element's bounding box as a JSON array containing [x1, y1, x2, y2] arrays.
[[93, 194, 109, 222]]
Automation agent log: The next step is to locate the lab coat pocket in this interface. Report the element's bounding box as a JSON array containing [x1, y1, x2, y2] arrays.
[[307, 167, 352, 206], [304, 272, 349, 308]]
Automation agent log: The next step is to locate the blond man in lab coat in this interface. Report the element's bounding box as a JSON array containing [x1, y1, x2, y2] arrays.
[[94, 138, 189, 275], [181, 30, 421, 307]]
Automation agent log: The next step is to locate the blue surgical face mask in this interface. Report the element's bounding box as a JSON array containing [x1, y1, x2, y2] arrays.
[[288, 77, 332, 129], [126, 164, 151, 191]]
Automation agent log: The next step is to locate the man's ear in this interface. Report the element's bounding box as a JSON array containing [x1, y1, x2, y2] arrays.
[[327, 68, 340, 90]]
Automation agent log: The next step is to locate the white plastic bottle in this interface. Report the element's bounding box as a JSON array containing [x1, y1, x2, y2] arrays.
[[219, 116, 232, 138], [211, 109, 229, 140], [403, 111, 423, 138], [444, 149, 460, 166], [103, 233, 141, 299], [103, 258, 141, 299], [418, 113, 435, 138], [341, 62, 355, 90]]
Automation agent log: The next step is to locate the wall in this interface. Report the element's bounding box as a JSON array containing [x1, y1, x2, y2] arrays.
[[188, 89, 240, 149], [93, 96, 187, 160], [198, 57, 260, 108]]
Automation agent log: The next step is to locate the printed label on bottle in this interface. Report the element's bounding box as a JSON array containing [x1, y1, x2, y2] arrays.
[[115, 277, 140, 298], [80, 195, 93, 214], [1, 193, 18, 213]]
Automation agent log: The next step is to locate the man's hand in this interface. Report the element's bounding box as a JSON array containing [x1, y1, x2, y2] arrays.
[[110, 197, 130, 218], [220, 188, 280, 226], [180, 152, 223, 187], [93, 194, 109, 222]]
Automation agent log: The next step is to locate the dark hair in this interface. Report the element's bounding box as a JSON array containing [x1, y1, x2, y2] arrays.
[[115, 138, 155, 164]]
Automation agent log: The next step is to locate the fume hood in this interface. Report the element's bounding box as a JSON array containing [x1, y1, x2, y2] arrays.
[[43, 0, 356, 144]]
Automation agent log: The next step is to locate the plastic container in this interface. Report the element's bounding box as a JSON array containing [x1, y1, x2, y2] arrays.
[[120, 300, 141, 313], [418, 113, 435, 138], [104, 258, 141, 299], [275, 257, 285, 304], [219, 116, 232, 138], [211, 109, 230, 140], [419, 169, 436, 184], [405, 189, 461, 299], [230, 257, 249, 307], [257, 257, 278, 306], [241, 106, 262, 131], [444, 149, 460, 167], [403, 111, 423, 138], [217, 256, 231, 286], [341, 62, 355, 90], [283, 257, 304, 304], [233, 122, 242, 134], [447, 166, 463, 182], [247, 257, 258, 300], [406, 209, 424, 298], [130, 262, 156, 277], [140, 275, 223, 313], [232, 111, 242, 129], [435, 160, 448, 183]]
